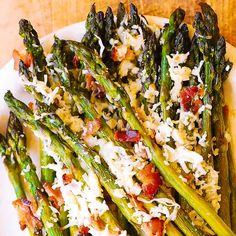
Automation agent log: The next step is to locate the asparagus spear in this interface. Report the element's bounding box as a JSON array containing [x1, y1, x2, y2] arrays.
[[68, 41, 235, 236], [40, 141, 70, 236], [193, 11, 214, 165], [0, 134, 26, 199], [40, 141, 55, 184], [160, 8, 185, 120], [128, 3, 140, 27], [0, 134, 37, 236], [195, 3, 231, 226], [19, 19, 47, 81], [139, 33, 159, 92], [174, 24, 191, 54], [6, 112, 64, 236], [127, 3, 152, 39], [104, 7, 116, 47], [116, 2, 126, 28], [85, 3, 96, 30], [212, 36, 231, 225], [4, 91, 142, 234]]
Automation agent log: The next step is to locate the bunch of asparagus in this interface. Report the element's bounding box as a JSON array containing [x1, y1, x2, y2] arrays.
[[1, 2, 236, 236]]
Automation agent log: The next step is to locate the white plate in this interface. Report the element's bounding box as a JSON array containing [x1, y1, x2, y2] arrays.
[[0, 16, 236, 236]]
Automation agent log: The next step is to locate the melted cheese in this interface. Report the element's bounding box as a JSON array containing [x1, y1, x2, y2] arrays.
[[123, 79, 142, 107], [138, 197, 180, 221], [192, 60, 204, 84], [94, 34, 105, 57], [86, 136, 144, 195], [167, 52, 191, 101], [117, 26, 144, 52], [20, 75, 59, 105]]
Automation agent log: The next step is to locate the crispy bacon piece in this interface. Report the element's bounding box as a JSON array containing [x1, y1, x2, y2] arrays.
[[62, 173, 73, 185], [180, 86, 203, 114], [185, 173, 194, 182], [43, 182, 64, 209], [141, 218, 164, 236], [82, 118, 102, 138], [137, 163, 162, 199], [79, 225, 90, 235], [73, 55, 80, 68], [12, 198, 43, 232], [111, 46, 135, 62], [13, 49, 33, 71], [28, 102, 35, 111], [90, 215, 104, 230], [128, 195, 146, 211], [111, 46, 125, 62], [85, 74, 105, 99], [114, 130, 141, 143], [125, 48, 135, 61]]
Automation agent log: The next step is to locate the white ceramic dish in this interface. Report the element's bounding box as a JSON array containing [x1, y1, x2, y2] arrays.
[[0, 16, 236, 236]]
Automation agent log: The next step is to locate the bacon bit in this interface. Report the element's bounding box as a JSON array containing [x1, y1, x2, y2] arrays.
[[90, 215, 104, 230], [82, 118, 102, 138], [125, 48, 135, 61], [128, 195, 146, 211], [223, 105, 229, 118], [111, 46, 125, 62], [62, 173, 73, 185], [85, 74, 105, 99], [137, 163, 162, 199], [28, 102, 34, 111], [111, 46, 135, 62], [191, 99, 203, 114], [85, 74, 94, 90], [180, 86, 203, 114], [12, 198, 43, 232], [43, 183, 64, 209], [13, 49, 33, 71], [73, 55, 80, 68], [79, 225, 90, 235], [141, 218, 164, 236], [114, 130, 141, 143], [198, 87, 205, 97], [185, 173, 194, 181]]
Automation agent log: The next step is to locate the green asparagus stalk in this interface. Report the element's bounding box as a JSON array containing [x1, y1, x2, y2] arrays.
[[85, 3, 96, 30], [160, 8, 185, 120], [104, 6, 116, 47], [19, 19, 47, 81], [212, 36, 231, 225], [6, 112, 64, 236], [116, 2, 126, 28], [128, 3, 141, 27], [193, 11, 214, 165], [68, 41, 235, 236], [40, 141, 55, 184], [40, 141, 70, 236], [0, 134, 26, 199], [0, 134, 37, 236], [195, 3, 231, 226], [221, 64, 234, 230], [174, 23, 191, 54]]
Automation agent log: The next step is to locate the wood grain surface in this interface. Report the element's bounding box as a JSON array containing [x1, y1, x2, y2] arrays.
[[0, 0, 235, 67]]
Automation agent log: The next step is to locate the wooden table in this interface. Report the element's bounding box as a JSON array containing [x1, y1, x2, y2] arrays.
[[1, 0, 235, 67]]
